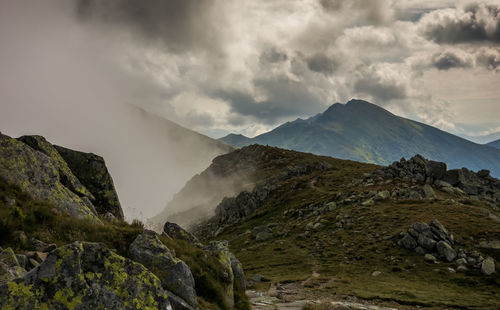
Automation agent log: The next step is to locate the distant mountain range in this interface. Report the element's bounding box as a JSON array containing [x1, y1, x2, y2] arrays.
[[488, 139, 500, 149], [220, 99, 500, 177]]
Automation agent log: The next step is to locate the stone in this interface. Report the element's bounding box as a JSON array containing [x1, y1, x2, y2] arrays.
[[163, 222, 200, 246], [436, 241, 457, 262], [0, 242, 170, 309], [412, 222, 430, 233], [54, 145, 124, 219], [255, 232, 273, 241], [481, 257, 496, 275], [455, 258, 467, 266], [313, 222, 324, 231], [425, 161, 447, 180], [130, 230, 197, 308], [252, 225, 272, 238], [434, 180, 452, 188], [361, 198, 375, 206], [423, 184, 436, 199], [477, 169, 490, 178], [0, 133, 101, 222], [400, 234, 417, 249], [457, 265, 468, 272], [205, 241, 237, 308], [424, 254, 437, 262], [429, 219, 448, 235], [415, 246, 426, 255], [376, 190, 390, 200], [371, 271, 381, 277], [418, 234, 437, 251], [447, 267, 456, 273], [28, 258, 39, 268], [30, 238, 56, 253], [0, 248, 26, 281]]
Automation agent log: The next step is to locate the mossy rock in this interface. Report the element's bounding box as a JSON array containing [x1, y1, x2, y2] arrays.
[[130, 230, 197, 308], [0, 133, 100, 223], [54, 145, 123, 219], [0, 241, 170, 309]]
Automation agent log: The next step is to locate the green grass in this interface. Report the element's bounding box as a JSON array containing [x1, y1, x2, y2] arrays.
[[197, 148, 500, 309]]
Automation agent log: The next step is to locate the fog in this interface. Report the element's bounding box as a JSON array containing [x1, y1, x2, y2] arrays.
[[0, 0, 231, 220]]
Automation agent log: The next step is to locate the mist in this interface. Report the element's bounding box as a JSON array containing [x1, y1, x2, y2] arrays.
[[0, 0, 231, 220]]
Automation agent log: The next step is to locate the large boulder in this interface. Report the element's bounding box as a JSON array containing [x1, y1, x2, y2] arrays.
[[0, 242, 170, 309], [163, 222, 201, 246], [129, 230, 197, 309], [55, 145, 123, 219], [0, 133, 100, 222], [204, 240, 247, 308], [436, 241, 457, 262]]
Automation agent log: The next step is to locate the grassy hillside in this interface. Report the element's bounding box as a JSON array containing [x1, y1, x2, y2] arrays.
[[220, 99, 500, 178], [193, 145, 500, 309]]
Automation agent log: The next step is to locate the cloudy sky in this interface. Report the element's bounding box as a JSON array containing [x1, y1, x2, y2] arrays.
[[74, 0, 500, 140], [2, 0, 500, 141]]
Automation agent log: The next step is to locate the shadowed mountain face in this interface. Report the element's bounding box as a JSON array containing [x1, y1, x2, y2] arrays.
[[220, 99, 500, 177], [488, 139, 500, 149]]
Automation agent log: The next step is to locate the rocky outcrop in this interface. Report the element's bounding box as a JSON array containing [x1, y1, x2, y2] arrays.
[[365, 155, 500, 205], [163, 221, 201, 246], [130, 230, 197, 309], [204, 241, 236, 308], [0, 242, 170, 309], [399, 219, 496, 274], [0, 133, 100, 222], [55, 145, 123, 219]]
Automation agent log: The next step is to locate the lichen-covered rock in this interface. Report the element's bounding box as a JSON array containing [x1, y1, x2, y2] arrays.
[[54, 145, 124, 219], [130, 230, 197, 308], [17, 135, 95, 205], [204, 241, 236, 308], [481, 257, 496, 275], [0, 133, 100, 222], [163, 222, 201, 246], [0, 242, 170, 309], [0, 248, 26, 282]]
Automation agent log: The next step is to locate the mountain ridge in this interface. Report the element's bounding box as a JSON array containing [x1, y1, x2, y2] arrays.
[[220, 99, 500, 177]]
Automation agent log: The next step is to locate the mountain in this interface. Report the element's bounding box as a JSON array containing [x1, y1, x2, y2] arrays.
[[488, 139, 500, 149], [219, 99, 500, 177], [187, 145, 500, 308]]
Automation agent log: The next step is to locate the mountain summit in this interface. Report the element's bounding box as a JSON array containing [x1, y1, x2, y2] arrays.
[[220, 99, 500, 177]]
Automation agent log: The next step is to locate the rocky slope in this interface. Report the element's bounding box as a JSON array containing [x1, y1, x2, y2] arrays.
[[220, 99, 500, 178], [0, 133, 249, 309], [187, 145, 500, 309]]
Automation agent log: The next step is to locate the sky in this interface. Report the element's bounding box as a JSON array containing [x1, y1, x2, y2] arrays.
[[1, 0, 500, 218], [68, 0, 500, 140]]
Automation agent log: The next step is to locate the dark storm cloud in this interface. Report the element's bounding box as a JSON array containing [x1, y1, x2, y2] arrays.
[[216, 77, 324, 124], [432, 51, 472, 70], [260, 48, 288, 64], [76, 0, 223, 53], [306, 53, 337, 74], [422, 4, 500, 44], [354, 76, 407, 102]]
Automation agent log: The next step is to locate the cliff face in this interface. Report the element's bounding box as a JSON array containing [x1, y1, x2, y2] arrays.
[[0, 133, 124, 221], [54, 145, 123, 219]]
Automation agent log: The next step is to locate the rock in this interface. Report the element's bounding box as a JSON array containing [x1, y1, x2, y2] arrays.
[[425, 161, 447, 180], [54, 145, 124, 219], [163, 222, 200, 246], [0, 248, 26, 281], [455, 258, 467, 266], [130, 230, 197, 308], [371, 271, 381, 277], [252, 225, 272, 238], [313, 222, 324, 231], [434, 180, 452, 188], [424, 254, 437, 262], [412, 222, 430, 233], [0, 133, 101, 222], [479, 240, 500, 250], [255, 232, 273, 241], [447, 267, 456, 273], [0, 242, 170, 309], [481, 257, 496, 275], [423, 184, 436, 199], [30, 238, 56, 253], [205, 241, 236, 308], [25, 251, 48, 263], [418, 234, 437, 251], [28, 258, 39, 269], [415, 246, 426, 255], [436, 241, 457, 262], [15, 254, 27, 269], [231, 255, 247, 291], [457, 265, 468, 272], [477, 169, 490, 178], [361, 198, 375, 206], [400, 234, 417, 249], [376, 190, 390, 200]]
